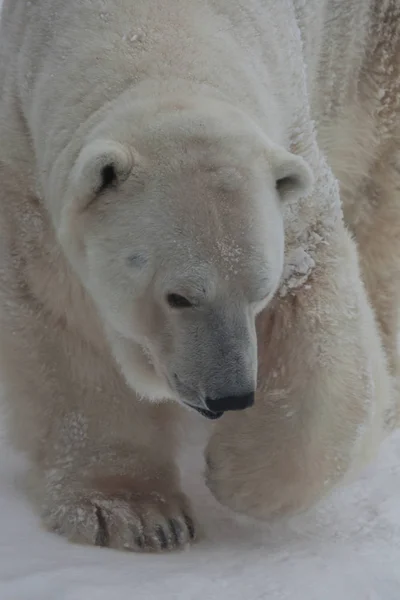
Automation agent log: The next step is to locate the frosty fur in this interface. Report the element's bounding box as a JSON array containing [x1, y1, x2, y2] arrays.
[[0, 0, 398, 552]]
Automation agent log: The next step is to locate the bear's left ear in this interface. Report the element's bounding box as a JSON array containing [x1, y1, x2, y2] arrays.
[[68, 140, 136, 212], [56, 139, 142, 263], [266, 142, 314, 202]]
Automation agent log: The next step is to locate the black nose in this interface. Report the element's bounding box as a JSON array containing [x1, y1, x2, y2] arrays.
[[206, 391, 255, 413]]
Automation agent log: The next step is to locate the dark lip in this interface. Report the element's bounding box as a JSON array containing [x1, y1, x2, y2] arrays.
[[186, 404, 224, 420]]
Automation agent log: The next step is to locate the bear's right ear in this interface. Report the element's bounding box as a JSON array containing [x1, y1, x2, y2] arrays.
[[68, 140, 136, 212]]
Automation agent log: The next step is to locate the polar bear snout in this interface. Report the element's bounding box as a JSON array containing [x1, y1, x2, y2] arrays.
[[166, 306, 258, 417]]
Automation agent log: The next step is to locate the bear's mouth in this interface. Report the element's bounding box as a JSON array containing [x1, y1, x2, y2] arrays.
[[187, 404, 224, 420]]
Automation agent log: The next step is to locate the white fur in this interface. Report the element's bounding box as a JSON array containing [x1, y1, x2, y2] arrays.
[[0, 0, 398, 550]]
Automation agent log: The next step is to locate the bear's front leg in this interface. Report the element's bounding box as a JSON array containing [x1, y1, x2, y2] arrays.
[[205, 221, 393, 519], [34, 403, 196, 552]]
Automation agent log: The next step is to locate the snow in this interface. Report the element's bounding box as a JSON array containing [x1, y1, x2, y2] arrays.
[[280, 246, 315, 297], [0, 412, 399, 600]]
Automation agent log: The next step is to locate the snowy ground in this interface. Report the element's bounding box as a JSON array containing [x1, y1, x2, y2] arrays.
[[0, 413, 399, 600]]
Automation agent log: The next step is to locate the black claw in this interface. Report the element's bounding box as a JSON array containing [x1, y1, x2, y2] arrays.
[[169, 518, 183, 546], [205, 453, 214, 471], [134, 515, 147, 551], [94, 505, 109, 547], [155, 525, 168, 550], [134, 534, 145, 549], [184, 515, 196, 541]]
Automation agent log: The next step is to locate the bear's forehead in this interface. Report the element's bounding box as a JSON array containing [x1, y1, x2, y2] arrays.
[[160, 227, 269, 286]]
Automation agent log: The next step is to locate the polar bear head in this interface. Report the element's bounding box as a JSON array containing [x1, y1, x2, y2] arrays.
[[57, 95, 312, 419]]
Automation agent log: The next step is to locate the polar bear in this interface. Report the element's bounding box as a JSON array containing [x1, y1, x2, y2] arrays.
[[0, 0, 398, 552]]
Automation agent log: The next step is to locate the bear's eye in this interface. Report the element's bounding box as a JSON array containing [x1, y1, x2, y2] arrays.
[[97, 163, 117, 194], [166, 293, 193, 309]]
